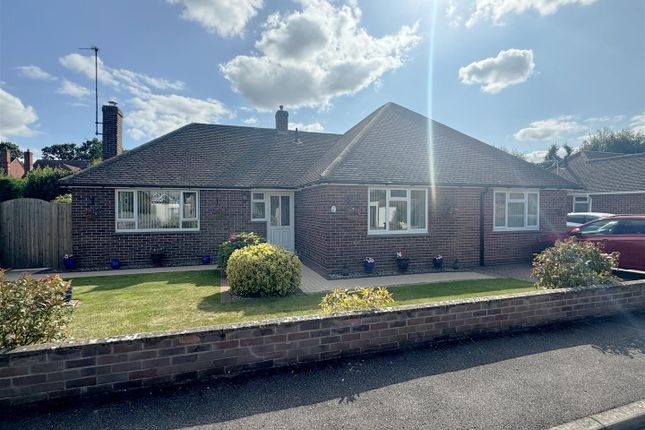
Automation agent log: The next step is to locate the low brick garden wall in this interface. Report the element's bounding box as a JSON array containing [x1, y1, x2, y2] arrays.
[[1, 281, 644, 406]]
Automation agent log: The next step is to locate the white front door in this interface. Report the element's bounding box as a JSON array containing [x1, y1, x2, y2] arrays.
[[266, 192, 294, 251]]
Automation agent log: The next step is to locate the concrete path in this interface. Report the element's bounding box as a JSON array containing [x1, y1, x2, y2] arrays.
[[475, 263, 534, 282], [4, 314, 644, 430], [299, 264, 494, 293]]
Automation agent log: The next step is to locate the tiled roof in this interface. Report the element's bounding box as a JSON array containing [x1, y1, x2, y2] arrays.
[[62, 102, 578, 189], [549, 151, 645, 192], [35, 159, 90, 172]]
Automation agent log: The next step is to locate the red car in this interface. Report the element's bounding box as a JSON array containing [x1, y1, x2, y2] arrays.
[[569, 215, 645, 270]]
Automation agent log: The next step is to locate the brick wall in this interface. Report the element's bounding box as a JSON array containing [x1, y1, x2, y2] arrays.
[[295, 186, 568, 275], [1, 281, 643, 406], [71, 188, 266, 269], [590, 193, 645, 215]]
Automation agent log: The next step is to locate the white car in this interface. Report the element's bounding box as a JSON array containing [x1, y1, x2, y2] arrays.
[[566, 212, 614, 229]]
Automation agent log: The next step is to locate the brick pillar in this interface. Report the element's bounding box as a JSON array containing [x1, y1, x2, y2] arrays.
[[102, 102, 123, 160]]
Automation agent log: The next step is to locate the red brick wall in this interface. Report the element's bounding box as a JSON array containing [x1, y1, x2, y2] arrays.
[[590, 193, 645, 215], [1, 282, 643, 406], [71, 188, 266, 269], [294, 186, 568, 275]]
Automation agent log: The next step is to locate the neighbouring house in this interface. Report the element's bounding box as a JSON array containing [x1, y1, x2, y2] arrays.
[[60, 102, 578, 275], [548, 151, 645, 214], [0, 148, 89, 178]]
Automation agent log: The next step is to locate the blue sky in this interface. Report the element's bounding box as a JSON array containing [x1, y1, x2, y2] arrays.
[[0, 0, 643, 162]]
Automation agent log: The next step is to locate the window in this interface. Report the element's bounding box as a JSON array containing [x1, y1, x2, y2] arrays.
[[614, 219, 645, 235], [368, 188, 427, 234], [493, 190, 539, 231], [115, 190, 199, 232], [251, 192, 266, 221], [573, 195, 591, 212], [580, 219, 619, 235]]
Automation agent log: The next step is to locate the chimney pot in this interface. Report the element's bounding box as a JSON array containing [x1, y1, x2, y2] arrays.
[[275, 105, 288, 133], [102, 103, 123, 160], [23, 150, 33, 174]]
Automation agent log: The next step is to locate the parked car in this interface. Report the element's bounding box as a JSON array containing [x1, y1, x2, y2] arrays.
[[569, 215, 645, 270], [566, 212, 614, 229]]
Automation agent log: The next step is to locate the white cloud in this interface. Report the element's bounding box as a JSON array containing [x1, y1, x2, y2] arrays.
[[289, 121, 324, 132], [125, 94, 232, 140], [57, 80, 91, 99], [458, 49, 535, 93], [514, 117, 586, 141], [16, 65, 57, 81], [629, 113, 645, 133], [59, 53, 184, 96], [167, 0, 263, 37], [583, 115, 625, 124], [0, 88, 39, 139], [524, 150, 547, 163], [463, 0, 597, 27], [220, 0, 421, 110], [242, 117, 257, 125]]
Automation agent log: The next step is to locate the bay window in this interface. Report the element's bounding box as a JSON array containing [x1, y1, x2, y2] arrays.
[[368, 188, 427, 234], [115, 189, 199, 232], [493, 190, 539, 231]]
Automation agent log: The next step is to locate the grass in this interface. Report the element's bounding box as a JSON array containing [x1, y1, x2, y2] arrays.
[[67, 270, 533, 340]]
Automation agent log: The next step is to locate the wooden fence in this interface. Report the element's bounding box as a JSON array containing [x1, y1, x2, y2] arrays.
[[0, 198, 72, 269]]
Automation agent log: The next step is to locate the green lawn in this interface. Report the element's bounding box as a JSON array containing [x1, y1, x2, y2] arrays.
[[68, 270, 533, 340]]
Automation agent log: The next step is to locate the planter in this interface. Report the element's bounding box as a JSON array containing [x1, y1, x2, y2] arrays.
[[201, 255, 211, 265], [151, 253, 165, 267], [395, 257, 410, 272], [363, 260, 375, 273], [63, 257, 77, 270], [64, 287, 72, 302], [111, 259, 121, 270], [432, 256, 444, 269]]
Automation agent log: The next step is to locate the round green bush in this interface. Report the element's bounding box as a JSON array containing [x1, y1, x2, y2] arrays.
[[227, 243, 301, 297]]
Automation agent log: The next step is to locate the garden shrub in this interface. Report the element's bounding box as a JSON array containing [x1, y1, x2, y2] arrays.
[[320, 287, 395, 313], [0, 175, 25, 202], [227, 243, 301, 296], [23, 167, 70, 201], [532, 238, 618, 289], [218, 232, 265, 271], [0, 271, 72, 349]]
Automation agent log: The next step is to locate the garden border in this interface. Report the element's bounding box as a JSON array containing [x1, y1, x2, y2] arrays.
[[1, 280, 644, 406]]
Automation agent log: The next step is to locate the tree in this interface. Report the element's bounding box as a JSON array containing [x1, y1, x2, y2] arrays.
[[579, 128, 645, 154], [0, 142, 22, 160], [41, 143, 78, 160], [41, 139, 102, 161], [538, 143, 574, 168], [23, 167, 69, 201]]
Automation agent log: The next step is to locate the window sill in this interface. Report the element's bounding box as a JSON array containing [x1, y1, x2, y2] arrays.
[[115, 229, 201, 234], [492, 228, 539, 233], [367, 231, 429, 237]]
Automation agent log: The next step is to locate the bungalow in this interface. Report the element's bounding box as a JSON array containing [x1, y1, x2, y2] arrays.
[[1, 148, 89, 178], [60, 102, 578, 275], [548, 151, 645, 214]]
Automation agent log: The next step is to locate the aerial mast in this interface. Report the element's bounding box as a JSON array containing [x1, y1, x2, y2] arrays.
[[78, 45, 101, 136]]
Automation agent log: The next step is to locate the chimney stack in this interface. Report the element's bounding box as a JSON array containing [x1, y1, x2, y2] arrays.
[[102, 101, 123, 160], [0, 148, 10, 174], [275, 105, 288, 133], [23, 150, 33, 174]]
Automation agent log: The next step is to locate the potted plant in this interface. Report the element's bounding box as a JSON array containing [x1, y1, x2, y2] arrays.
[[62, 254, 77, 270], [363, 257, 376, 273], [201, 255, 211, 265], [395, 251, 410, 272], [432, 255, 444, 269], [150, 248, 165, 266], [111, 259, 121, 270]]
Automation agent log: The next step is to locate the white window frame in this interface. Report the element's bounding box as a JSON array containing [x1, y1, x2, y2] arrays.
[[114, 189, 200, 232], [367, 187, 428, 235], [251, 191, 267, 221], [493, 189, 540, 232], [572, 194, 591, 212]]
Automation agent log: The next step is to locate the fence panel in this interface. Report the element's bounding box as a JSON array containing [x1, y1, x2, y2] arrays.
[[0, 198, 72, 269]]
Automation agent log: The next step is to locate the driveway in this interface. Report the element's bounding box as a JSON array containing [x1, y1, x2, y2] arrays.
[[4, 314, 644, 430]]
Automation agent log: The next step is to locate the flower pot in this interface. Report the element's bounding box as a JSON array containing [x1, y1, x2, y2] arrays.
[[111, 259, 121, 270], [363, 261, 375, 273], [64, 287, 72, 302], [395, 257, 410, 272], [151, 253, 165, 267], [63, 257, 77, 270], [432, 257, 444, 269], [201, 255, 211, 265]]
